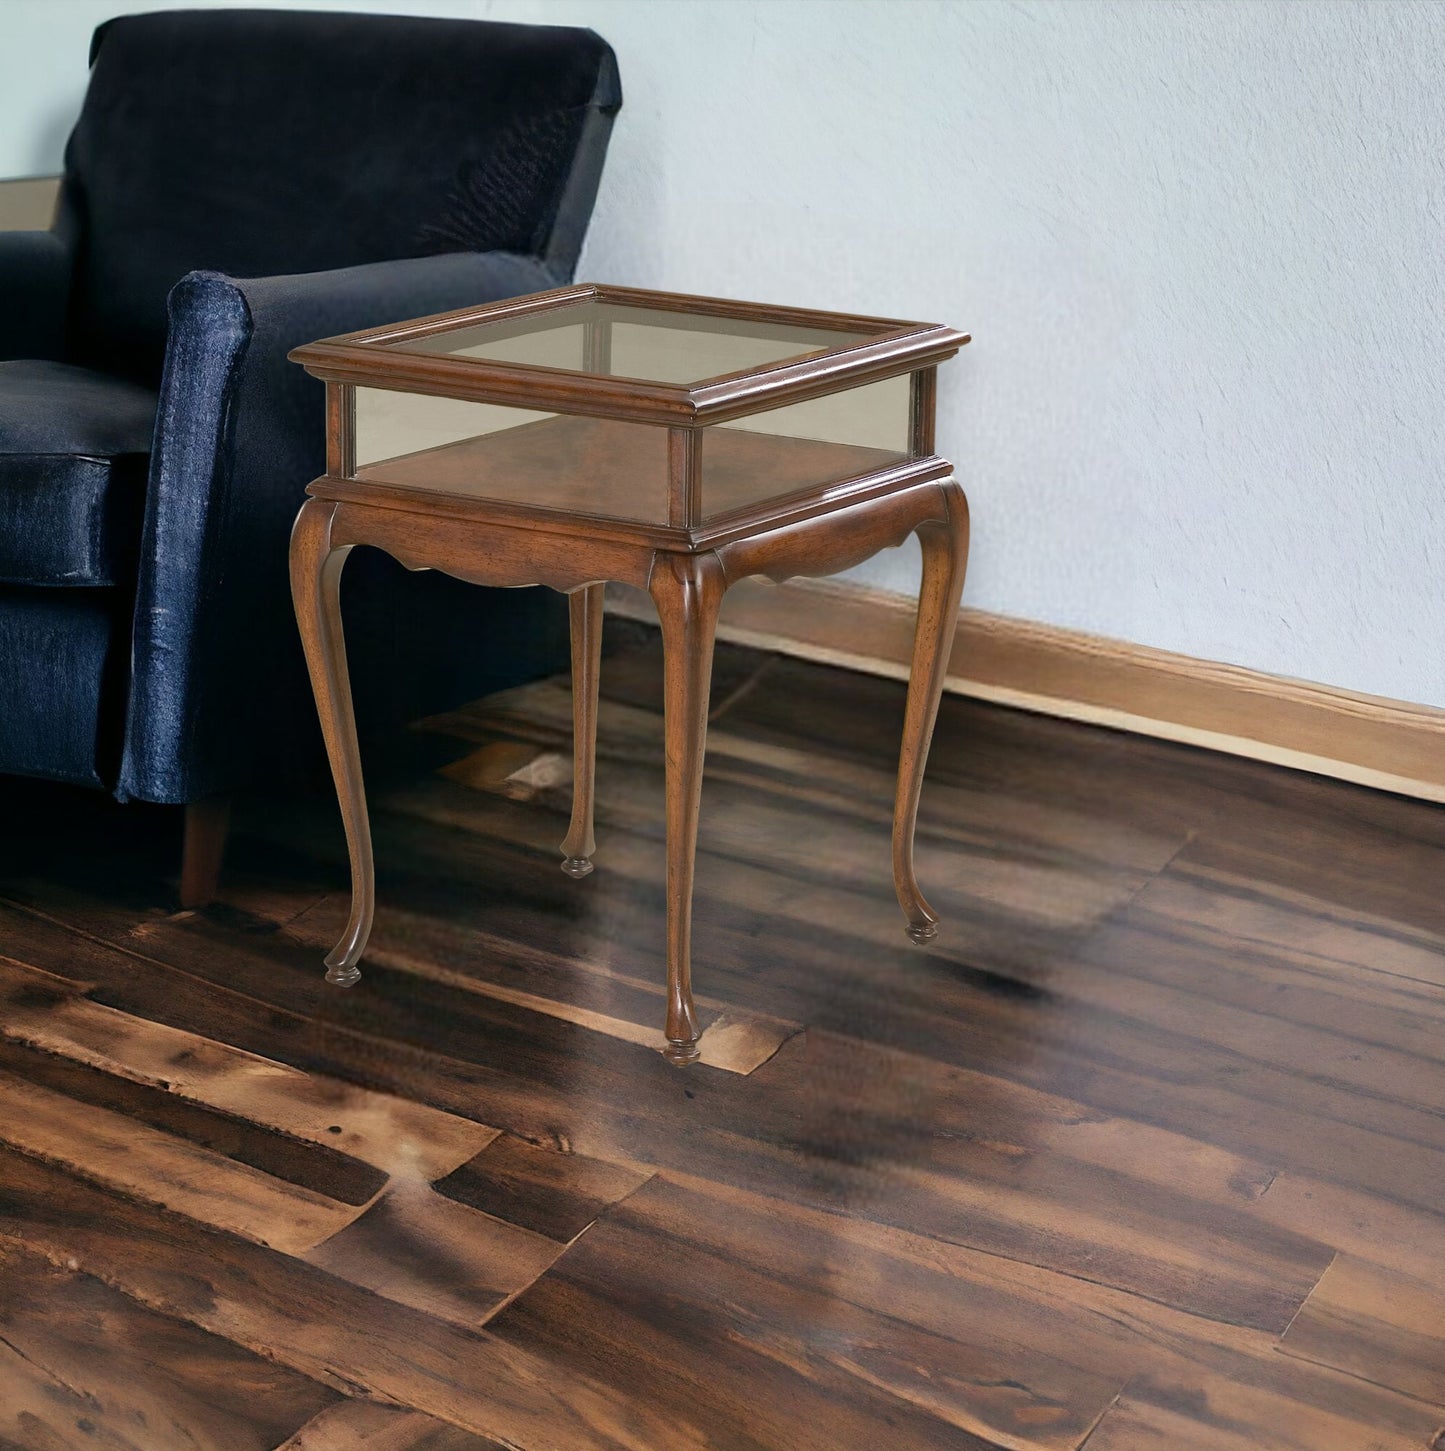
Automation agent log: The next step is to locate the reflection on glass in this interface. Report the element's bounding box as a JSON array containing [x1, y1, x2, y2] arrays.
[[352, 387, 670, 523], [389, 301, 876, 385], [354, 388, 555, 469], [351, 367, 918, 528], [699, 374, 914, 520]]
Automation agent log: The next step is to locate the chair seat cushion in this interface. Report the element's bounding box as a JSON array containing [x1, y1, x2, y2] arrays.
[[0, 359, 157, 586]]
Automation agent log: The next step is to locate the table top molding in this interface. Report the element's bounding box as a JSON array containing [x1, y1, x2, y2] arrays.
[[291, 283, 970, 427]]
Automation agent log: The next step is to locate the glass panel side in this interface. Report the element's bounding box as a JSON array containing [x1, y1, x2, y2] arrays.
[[389, 301, 877, 384], [352, 387, 671, 524], [698, 374, 914, 520]]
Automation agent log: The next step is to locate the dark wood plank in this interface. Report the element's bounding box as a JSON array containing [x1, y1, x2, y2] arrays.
[[492, 1171, 1445, 1451], [0, 1055, 367, 1255], [491, 1171, 1127, 1451], [1040, 873, 1445, 1217], [280, 889, 797, 1075], [0, 1036, 385, 1206], [303, 1184, 562, 1328], [0, 1145, 707, 1449], [0, 885, 1334, 1333], [434, 1132, 650, 1243], [0, 1240, 336, 1451], [395, 670, 1445, 1237], [276, 1402, 505, 1449], [247, 743, 1445, 1240], [0, 954, 495, 1181], [1, 635, 1444, 1449], [1141, 852, 1445, 991]]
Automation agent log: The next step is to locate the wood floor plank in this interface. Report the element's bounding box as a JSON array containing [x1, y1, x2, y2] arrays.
[[372, 784, 1443, 1230], [281, 898, 799, 1075], [1168, 859, 1445, 988], [1277, 1257, 1445, 1409], [576, 1186, 1442, 1451], [1037, 933, 1445, 1168], [0, 1060, 367, 1254], [273, 1401, 505, 1449], [286, 756, 1384, 1160], [303, 1181, 563, 1328], [433, 1132, 650, 1243], [1249, 1173, 1445, 1296], [0, 1240, 336, 1451], [1175, 788, 1445, 953], [1102, 865, 1445, 1042], [0, 1145, 711, 1450], [1041, 874, 1445, 1216], [1081, 1369, 1439, 1451], [0, 890, 1335, 1333], [0, 950, 496, 1180], [492, 1170, 1126, 1451], [0, 1034, 385, 1205], [736, 1031, 1332, 1335], [449, 675, 1189, 885], [490, 1169, 1445, 1451], [1, 636, 1444, 1449], [259, 772, 1425, 1192]]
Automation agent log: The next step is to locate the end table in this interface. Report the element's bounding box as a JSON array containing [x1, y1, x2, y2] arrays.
[[289, 285, 969, 1065]]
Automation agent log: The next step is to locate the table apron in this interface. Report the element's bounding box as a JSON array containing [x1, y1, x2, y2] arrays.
[[328, 501, 656, 592], [326, 479, 957, 598], [715, 477, 954, 586]]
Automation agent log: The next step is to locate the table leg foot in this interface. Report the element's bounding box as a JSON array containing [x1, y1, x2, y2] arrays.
[[906, 920, 939, 946], [324, 961, 363, 987], [560, 855, 595, 879], [663, 1037, 701, 1067]]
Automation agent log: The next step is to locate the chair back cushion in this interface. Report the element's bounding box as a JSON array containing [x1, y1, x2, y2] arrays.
[[60, 8, 620, 382]]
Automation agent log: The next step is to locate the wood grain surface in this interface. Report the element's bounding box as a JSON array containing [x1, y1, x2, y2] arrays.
[[355, 412, 905, 526], [0, 627, 1441, 1448]]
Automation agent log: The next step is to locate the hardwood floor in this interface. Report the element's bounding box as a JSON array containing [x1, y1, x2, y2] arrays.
[[1, 624, 1443, 1449]]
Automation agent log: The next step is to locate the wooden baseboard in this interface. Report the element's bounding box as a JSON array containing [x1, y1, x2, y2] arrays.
[[606, 576, 1445, 805]]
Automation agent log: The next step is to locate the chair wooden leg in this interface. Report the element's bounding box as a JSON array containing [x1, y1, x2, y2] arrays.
[[560, 583, 605, 878], [649, 551, 725, 1066], [892, 481, 970, 944], [179, 796, 231, 908], [290, 498, 373, 986]]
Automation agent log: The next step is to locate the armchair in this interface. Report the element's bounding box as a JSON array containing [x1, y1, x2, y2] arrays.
[[0, 9, 621, 900]]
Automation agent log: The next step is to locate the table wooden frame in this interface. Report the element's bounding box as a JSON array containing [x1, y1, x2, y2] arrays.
[[290, 287, 969, 1066]]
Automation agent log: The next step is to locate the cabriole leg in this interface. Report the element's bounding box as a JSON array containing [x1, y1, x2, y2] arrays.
[[289, 499, 373, 985], [648, 552, 725, 1066], [893, 481, 970, 944], [560, 583, 605, 878]]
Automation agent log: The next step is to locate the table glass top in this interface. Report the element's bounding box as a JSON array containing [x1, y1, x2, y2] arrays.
[[387, 299, 878, 385]]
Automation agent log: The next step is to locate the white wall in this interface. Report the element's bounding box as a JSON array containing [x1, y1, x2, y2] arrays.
[[4, 0, 1443, 705]]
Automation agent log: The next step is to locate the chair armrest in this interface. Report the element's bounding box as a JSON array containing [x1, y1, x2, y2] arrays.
[[0, 231, 71, 360], [116, 249, 564, 803]]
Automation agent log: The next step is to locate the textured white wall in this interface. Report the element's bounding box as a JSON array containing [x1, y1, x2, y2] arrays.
[[4, 0, 1443, 704]]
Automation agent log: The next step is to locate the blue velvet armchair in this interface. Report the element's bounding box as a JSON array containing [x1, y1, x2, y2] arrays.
[[0, 9, 620, 899]]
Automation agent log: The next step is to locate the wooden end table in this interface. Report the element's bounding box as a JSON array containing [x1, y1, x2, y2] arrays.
[[289, 285, 970, 1066]]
